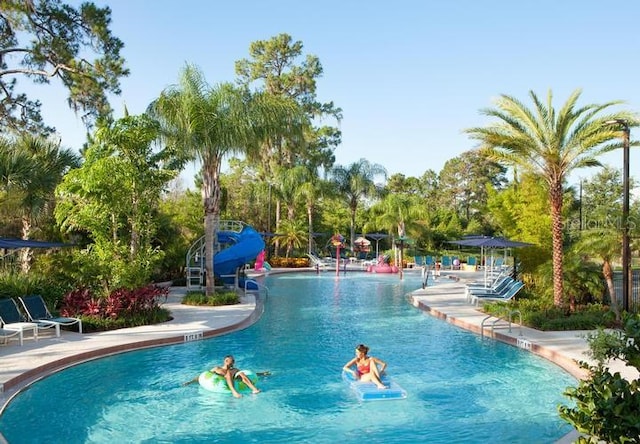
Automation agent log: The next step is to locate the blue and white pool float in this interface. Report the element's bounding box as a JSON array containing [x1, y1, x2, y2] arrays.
[[342, 371, 407, 401]]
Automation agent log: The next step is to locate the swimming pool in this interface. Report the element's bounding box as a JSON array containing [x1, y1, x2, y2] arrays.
[[0, 272, 575, 443]]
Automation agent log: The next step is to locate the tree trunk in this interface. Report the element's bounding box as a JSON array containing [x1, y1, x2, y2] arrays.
[[307, 204, 313, 254], [274, 199, 281, 256], [350, 207, 356, 253], [202, 161, 221, 297], [549, 181, 564, 307], [603, 260, 621, 322], [20, 215, 32, 274]]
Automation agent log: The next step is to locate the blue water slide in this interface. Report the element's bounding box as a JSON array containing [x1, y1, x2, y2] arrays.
[[214, 224, 265, 281]]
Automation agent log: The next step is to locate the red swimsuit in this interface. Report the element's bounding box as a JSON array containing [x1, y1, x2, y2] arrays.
[[357, 360, 371, 375]]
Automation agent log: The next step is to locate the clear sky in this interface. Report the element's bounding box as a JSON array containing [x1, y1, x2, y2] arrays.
[[26, 0, 640, 189]]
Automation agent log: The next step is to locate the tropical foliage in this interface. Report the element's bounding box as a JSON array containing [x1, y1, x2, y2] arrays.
[[559, 315, 640, 442], [0, 0, 128, 133], [466, 89, 638, 308]]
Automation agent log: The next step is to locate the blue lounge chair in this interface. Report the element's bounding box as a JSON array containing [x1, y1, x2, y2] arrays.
[[441, 256, 452, 269], [467, 256, 477, 267], [19, 295, 82, 337], [425, 256, 434, 266], [0, 298, 38, 345], [470, 280, 525, 306], [414, 256, 425, 267]]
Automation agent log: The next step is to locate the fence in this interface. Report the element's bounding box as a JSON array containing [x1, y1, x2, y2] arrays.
[[611, 270, 640, 313]]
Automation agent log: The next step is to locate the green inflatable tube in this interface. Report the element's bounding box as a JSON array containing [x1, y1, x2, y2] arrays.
[[198, 370, 258, 393]]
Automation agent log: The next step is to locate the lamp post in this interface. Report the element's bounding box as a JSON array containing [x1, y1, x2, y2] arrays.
[[606, 119, 631, 312]]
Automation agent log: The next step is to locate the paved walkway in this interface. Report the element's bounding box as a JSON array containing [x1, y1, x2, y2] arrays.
[[0, 269, 638, 442]]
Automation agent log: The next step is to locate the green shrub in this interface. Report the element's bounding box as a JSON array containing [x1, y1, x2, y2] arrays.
[[0, 272, 67, 309], [483, 295, 615, 331], [182, 290, 239, 306], [79, 307, 171, 333]]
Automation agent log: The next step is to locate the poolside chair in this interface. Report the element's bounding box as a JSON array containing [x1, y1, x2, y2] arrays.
[[18, 295, 82, 337], [0, 325, 20, 345], [414, 256, 425, 267], [465, 276, 516, 295], [466, 276, 515, 301], [441, 256, 452, 269], [306, 253, 331, 270], [470, 280, 525, 306], [425, 256, 434, 266], [465, 275, 514, 296], [0, 298, 38, 345]]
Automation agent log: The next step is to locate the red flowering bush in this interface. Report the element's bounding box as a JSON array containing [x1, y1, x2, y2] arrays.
[[60, 285, 170, 331]]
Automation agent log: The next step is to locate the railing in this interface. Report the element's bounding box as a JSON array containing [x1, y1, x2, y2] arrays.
[[480, 308, 522, 338], [185, 220, 247, 290], [244, 279, 269, 299]]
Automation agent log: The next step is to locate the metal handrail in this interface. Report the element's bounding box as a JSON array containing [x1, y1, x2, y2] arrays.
[[185, 220, 247, 289]]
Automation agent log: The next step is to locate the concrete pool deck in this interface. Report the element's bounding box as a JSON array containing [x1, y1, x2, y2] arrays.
[[0, 268, 638, 441]]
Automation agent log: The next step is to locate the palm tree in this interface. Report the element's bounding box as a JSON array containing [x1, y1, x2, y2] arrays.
[[367, 193, 428, 266], [0, 135, 79, 272], [466, 89, 637, 307], [574, 230, 623, 320], [277, 219, 307, 258], [330, 159, 387, 252], [150, 64, 301, 295]]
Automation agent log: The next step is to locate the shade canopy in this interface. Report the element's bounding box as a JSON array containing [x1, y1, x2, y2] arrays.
[[0, 238, 73, 249], [448, 236, 533, 285], [365, 233, 389, 241], [448, 236, 533, 248]]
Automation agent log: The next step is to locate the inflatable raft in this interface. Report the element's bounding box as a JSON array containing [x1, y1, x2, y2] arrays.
[[342, 371, 407, 401], [198, 370, 258, 394]]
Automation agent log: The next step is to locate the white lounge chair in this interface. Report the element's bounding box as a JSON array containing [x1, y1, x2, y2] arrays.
[[19, 295, 82, 337], [306, 254, 331, 270], [470, 280, 525, 306], [0, 326, 20, 345], [0, 298, 38, 345]]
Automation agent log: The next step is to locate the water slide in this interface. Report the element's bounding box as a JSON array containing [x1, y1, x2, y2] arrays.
[[214, 224, 265, 282]]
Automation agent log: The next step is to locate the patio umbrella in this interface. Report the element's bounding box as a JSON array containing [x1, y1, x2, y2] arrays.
[[365, 233, 388, 258], [447, 236, 533, 284]]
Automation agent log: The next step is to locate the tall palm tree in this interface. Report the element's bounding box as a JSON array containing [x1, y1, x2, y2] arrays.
[[330, 159, 387, 252], [466, 89, 637, 307], [150, 64, 301, 295]]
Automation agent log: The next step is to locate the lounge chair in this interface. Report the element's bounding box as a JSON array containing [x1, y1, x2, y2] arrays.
[[0, 326, 20, 345], [425, 256, 434, 266], [413, 256, 425, 267], [18, 295, 82, 337], [306, 253, 331, 270], [441, 256, 452, 269], [470, 280, 525, 306], [0, 298, 38, 345], [465, 276, 514, 301]]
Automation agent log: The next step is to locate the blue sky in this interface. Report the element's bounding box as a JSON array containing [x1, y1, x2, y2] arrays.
[[27, 0, 640, 189]]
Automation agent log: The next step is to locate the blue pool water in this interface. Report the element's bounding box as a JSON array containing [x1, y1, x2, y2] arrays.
[[0, 272, 575, 443]]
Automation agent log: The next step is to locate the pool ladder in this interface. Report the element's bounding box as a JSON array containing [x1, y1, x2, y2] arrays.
[[480, 309, 522, 339]]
